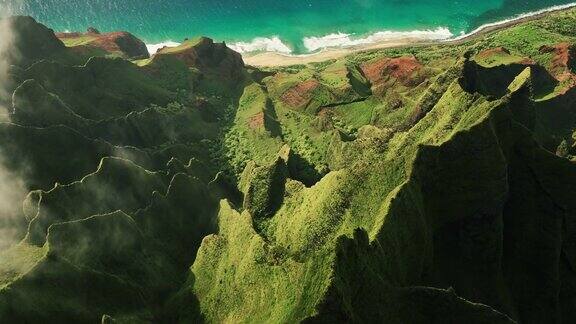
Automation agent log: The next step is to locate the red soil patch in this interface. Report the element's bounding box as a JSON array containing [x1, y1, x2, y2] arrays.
[[541, 43, 576, 82], [361, 56, 422, 87], [90, 32, 130, 52], [248, 112, 265, 130], [280, 79, 320, 108], [57, 31, 149, 59]]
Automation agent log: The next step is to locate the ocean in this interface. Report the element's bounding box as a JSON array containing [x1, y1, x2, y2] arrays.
[[1, 0, 575, 54]]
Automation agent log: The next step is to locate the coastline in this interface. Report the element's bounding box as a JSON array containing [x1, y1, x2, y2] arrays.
[[242, 3, 576, 67], [242, 40, 411, 67]]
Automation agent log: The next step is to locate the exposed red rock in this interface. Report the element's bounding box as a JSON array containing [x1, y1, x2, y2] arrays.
[[543, 43, 576, 82], [57, 31, 149, 59], [280, 79, 320, 108], [248, 112, 265, 130], [361, 56, 423, 91]]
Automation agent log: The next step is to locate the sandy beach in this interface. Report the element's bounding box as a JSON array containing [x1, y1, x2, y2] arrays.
[[242, 40, 411, 67], [243, 3, 576, 67]]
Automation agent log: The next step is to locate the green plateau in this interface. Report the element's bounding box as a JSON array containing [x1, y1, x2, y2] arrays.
[[0, 10, 576, 323]]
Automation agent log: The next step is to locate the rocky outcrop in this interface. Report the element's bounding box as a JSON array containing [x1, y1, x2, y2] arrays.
[[153, 37, 245, 82], [57, 30, 149, 59], [280, 79, 320, 108], [86, 27, 100, 34], [5, 16, 66, 65], [93, 32, 149, 59], [240, 158, 288, 223], [540, 43, 576, 83], [461, 52, 556, 98]]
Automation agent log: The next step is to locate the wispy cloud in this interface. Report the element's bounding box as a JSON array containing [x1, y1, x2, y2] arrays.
[[0, 13, 28, 250], [0, 17, 17, 119], [0, 151, 28, 250]]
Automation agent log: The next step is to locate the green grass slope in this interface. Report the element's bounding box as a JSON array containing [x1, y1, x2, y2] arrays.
[[1, 9, 576, 323]]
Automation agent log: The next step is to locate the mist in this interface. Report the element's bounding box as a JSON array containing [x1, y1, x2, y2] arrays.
[[0, 152, 28, 250], [0, 14, 28, 250], [0, 17, 16, 118]]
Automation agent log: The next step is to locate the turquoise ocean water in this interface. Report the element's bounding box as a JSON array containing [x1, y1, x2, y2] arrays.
[[1, 0, 575, 54]]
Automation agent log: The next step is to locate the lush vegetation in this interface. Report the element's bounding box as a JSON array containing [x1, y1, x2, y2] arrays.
[[1, 9, 576, 323]]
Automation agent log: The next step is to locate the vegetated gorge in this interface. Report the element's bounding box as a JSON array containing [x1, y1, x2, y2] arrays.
[[0, 8, 576, 324]]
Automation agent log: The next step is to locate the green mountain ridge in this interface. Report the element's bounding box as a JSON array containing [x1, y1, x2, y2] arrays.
[[0, 11, 576, 323]]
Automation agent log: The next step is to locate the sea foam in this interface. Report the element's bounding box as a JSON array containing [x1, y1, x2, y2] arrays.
[[303, 27, 454, 52], [146, 41, 181, 55], [453, 2, 576, 41], [146, 2, 576, 56], [228, 37, 292, 54]]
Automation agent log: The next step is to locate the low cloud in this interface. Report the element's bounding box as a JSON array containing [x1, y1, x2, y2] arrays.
[[0, 151, 28, 250], [0, 17, 17, 119], [0, 14, 28, 250]]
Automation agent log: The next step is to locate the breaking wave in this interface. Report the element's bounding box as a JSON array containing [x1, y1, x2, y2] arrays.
[[146, 2, 576, 56], [453, 2, 576, 40], [227, 36, 292, 54], [302, 27, 453, 52]]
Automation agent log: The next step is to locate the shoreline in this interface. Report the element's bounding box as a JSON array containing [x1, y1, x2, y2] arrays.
[[242, 3, 576, 67], [242, 40, 412, 67]]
